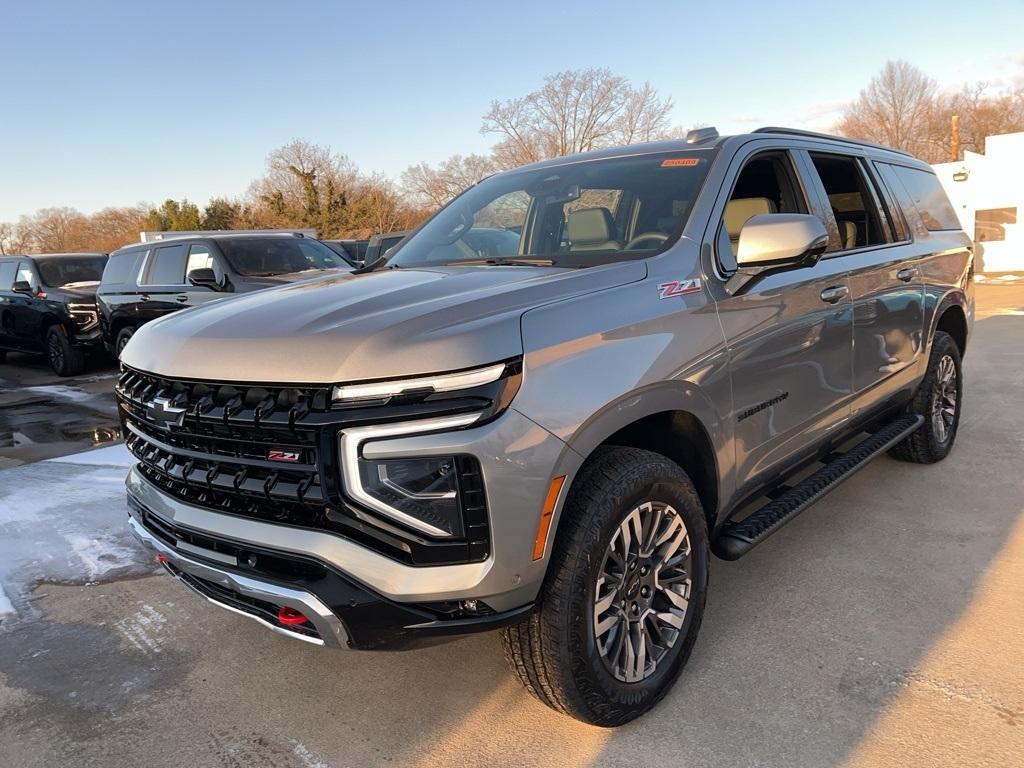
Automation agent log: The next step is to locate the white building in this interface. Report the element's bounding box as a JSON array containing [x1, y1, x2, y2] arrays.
[[933, 131, 1024, 274]]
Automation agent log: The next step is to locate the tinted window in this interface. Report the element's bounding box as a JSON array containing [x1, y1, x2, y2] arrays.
[[888, 165, 961, 231], [217, 238, 350, 276], [35, 256, 107, 287], [809, 153, 886, 251], [145, 244, 188, 284], [103, 250, 144, 285], [0, 262, 16, 290]]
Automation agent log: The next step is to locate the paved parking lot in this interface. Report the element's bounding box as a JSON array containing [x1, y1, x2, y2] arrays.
[[1, 285, 1022, 767]]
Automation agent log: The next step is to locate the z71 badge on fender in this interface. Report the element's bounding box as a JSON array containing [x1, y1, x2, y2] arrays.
[[658, 279, 702, 299]]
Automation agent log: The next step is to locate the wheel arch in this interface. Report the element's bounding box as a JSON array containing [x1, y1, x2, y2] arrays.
[[560, 383, 727, 534], [933, 298, 968, 357]]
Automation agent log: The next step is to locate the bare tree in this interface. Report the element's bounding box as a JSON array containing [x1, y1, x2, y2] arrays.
[[401, 154, 497, 208], [836, 60, 939, 158], [935, 82, 1024, 159], [482, 68, 675, 168], [15, 207, 88, 252]]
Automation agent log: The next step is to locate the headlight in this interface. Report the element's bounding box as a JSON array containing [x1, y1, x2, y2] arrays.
[[340, 412, 481, 538], [68, 303, 99, 331], [358, 456, 463, 537]]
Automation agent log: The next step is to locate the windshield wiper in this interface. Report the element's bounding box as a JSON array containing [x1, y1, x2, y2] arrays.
[[446, 258, 556, 267]]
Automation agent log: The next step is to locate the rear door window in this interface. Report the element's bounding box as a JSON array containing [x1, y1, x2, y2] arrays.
[[807, 153, 886, 251], [144, 244, 188, 285]]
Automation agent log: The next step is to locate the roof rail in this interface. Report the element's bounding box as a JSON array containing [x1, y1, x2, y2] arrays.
[[751, 127, 913, 157]]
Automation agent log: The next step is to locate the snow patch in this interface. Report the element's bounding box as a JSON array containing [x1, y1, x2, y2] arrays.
[[293, 743, 332, 768], [23, 385, 96, 403], [66, 534, 138, 580], [46, 444, 134, 468], [115, 604, 168, 654]]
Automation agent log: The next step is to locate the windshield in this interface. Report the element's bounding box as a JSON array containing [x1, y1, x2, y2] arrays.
[[218, 238, 352, 276], [385, 149, 714, 269], [36, 256, 107, 287]]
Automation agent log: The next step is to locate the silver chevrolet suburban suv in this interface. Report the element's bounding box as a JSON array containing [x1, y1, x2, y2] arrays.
[[119, 127, 972, 725]]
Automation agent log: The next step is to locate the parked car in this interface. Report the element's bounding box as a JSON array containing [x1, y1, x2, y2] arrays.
[[119, 127, 972, 726], [363, 230, 410, 265], [98, 233, 354, 356], [0, 252, 108, 375], [323, 239, 368, 267]]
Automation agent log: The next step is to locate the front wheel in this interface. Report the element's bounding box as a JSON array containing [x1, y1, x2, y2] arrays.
[[46, 327, 85, 377], [501, 447, 709, 726], [890, 330, 963, 463]]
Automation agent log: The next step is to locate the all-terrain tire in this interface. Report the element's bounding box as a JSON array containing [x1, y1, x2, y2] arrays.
[[46, 326, 86, 377], [889, 330, 963, 463], [500, 446, 709, 726]]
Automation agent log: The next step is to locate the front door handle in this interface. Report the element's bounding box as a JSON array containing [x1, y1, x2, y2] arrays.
[[896, 267, 918, 282], [175, 294, 189, 303], [820, 285, 849, 304], [139, 294, 150, 302]]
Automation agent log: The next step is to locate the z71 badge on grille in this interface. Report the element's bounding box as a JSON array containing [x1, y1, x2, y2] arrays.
[[268, 449, 301, 463]]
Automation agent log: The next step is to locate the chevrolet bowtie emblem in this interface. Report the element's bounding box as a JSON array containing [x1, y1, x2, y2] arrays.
[[146, 395, 187, 427]]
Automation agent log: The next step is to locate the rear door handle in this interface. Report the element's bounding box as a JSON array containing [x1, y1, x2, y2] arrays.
[[896, 267, 918, 282], [175, 294, 189, 303], [139, 294, 150, 302], [820, 285, 848, 304]]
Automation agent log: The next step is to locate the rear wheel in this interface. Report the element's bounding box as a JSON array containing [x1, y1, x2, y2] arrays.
[[889, 330, 962, 463], [115, 327, 135, 358], [46, 326, 85, 377], [501, 446, 709, 726]]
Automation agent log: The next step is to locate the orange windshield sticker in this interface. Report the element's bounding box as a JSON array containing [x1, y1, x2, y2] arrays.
[[661, 158, 699, 167]]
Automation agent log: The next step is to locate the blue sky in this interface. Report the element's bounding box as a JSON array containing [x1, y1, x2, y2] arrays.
[[1, 0, 1022, 222]]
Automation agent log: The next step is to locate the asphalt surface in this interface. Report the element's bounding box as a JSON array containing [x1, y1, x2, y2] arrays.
[[1, 284, 1023, 767]]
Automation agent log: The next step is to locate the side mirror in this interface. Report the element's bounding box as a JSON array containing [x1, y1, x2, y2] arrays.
[[727, 214, 829, 295], [12, 280, 34, 295], [187, 268, 222, 290]]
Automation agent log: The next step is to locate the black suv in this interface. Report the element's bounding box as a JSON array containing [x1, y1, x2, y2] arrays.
[[97, 233, 354, 356], [0, 252, 108, 375]]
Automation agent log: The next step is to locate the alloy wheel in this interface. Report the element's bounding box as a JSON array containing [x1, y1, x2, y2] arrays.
[[932, 353, 958, 444], [48, 334, 65, 372], [593, 500, 692, 683]]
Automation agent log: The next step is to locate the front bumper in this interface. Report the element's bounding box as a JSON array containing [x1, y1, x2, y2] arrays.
[[128, 489, 534, 649]]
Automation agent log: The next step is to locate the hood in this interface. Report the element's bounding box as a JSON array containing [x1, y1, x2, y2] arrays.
[[123, 262, 644, 384], [236, 267, 352, 289], [52, 282, 99, 300]]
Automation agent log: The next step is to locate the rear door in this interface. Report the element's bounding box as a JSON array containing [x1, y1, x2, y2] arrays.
[[709, 144, 854, 494], [138, 242, 220, 319], [800, 150, 925, 418]]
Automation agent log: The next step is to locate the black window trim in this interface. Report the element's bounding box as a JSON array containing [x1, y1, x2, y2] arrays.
[[866, 159, 911, 243]]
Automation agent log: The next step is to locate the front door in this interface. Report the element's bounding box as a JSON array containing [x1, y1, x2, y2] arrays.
[[708, 147, 854, 496]]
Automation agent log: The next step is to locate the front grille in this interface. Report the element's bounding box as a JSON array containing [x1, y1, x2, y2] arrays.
[[118, 366, 491, 565]]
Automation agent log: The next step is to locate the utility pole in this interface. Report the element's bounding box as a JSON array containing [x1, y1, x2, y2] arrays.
[[950, 114, 961, 162]]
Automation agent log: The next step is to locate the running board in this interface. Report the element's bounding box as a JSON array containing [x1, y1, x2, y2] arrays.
[[712, 414, 924, 561]]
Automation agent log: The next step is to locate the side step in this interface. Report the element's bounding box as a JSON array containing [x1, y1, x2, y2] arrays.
[[711, 414, 924, 561]]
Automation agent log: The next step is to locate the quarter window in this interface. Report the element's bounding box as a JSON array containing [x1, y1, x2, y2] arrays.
[[887, 165, 961, 231], [808, 153, 886, 251], [144, 244, 188, 285]]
